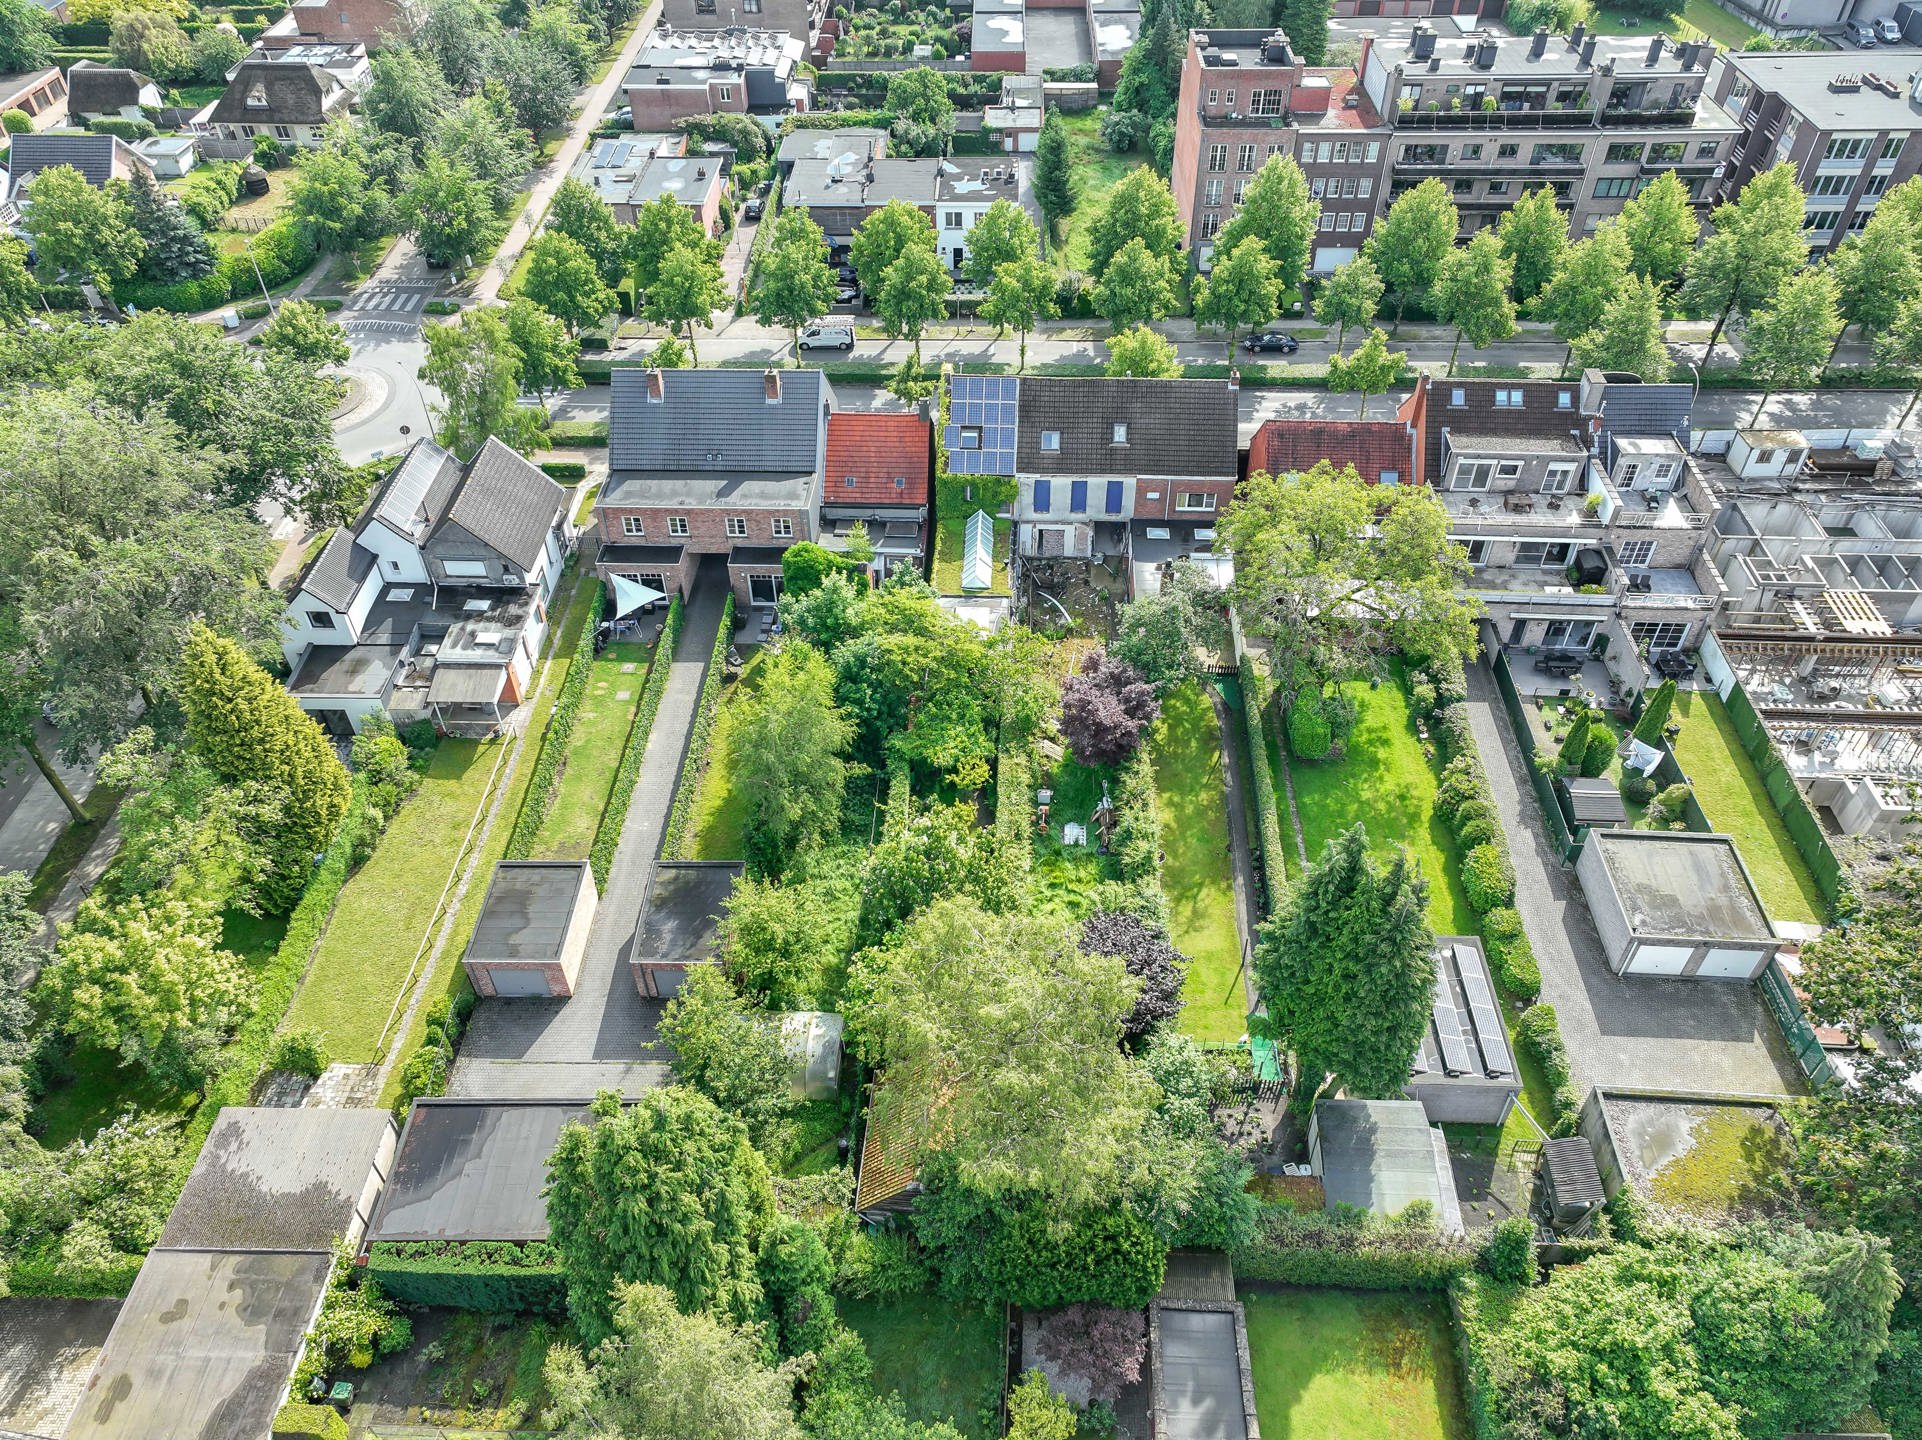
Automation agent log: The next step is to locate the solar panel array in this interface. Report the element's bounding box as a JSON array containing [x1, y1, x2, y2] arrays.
[[1432, 947, 1476, 1077], [945, 374, 1019, 475], [1459, 956, 1516, 1078]]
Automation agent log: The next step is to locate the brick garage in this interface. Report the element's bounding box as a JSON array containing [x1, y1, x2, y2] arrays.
[[463, 861, 597, 999]]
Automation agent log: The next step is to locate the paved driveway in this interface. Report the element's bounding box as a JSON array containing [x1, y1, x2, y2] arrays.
[[1463, 664, 1805, 1099], [0, 1296, 120, 1438]]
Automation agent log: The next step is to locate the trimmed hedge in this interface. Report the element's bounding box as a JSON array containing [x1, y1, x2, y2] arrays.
[[545, 418, 608, 446], [1461, 841, 1516, 913], [1479, 907, 1540, 1003], [116, 271, 232, 313], [659, 593, 736, 858], [88, 116, 156, 142], [365, 1240, 565, 1312], [590, 595, 684, 889], [389, 986, 476, 1120], [540, 460, 588, 481], [1111, 744, 1161, 890], [1516, 1003, 1580, 1134], [1233, 1204, 1478, 1291], [1238, 655, 1287, 912], [503, 582, 603, 859], [4, 1246, 145, 1299], [994, 748, 1031, 878], [271, 1403, 349, 1440]]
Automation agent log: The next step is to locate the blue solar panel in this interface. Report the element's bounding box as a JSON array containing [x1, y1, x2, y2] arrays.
[[944, 374, 1018, 475]]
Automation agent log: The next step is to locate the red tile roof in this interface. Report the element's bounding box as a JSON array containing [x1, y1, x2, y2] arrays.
[[1247, 418, 1418, 486], [826, 411, 931, 506]]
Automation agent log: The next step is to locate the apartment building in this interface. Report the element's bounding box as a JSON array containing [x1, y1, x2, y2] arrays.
[[782, 154, 1040, 269], [1359, 24, 1743, 236], [1419, 372, 1727, 696], [658, 0, 824, 46], [621, 26, 808, 127], [1169, 28, 1393, 269], [1704, 50, 1922, 254]]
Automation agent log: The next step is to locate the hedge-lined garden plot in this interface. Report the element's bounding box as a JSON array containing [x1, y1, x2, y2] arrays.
[[529, 638, 656, 862], [840, 1294, 1005, 1440]]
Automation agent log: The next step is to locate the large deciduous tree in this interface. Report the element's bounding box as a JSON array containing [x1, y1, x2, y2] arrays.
[[659, 966, 794, 1148], [1092, 235, 1175, 330], [421, 304, 544, 454], [1060, 652, 1160, 767], [1495, 184, 1565, 303], [1313, 254, 1383, 356], [754, 207, 838, 363], [501, 296, 579, 417], [20, 166, 144, 289], [544, 1088, 776, 1344], [731, 643, 850, 875], [546, 176, 626, 285], [1108, 560, 1225, 691], [960, 197, 1040, 290], [1879, 295, 1922, 426], [1195, 236, 1278, 358], [629, 192, 714, 297], [1617, 169, 1698, 289], [363, 45, 454, 152], [1538, 222, 1633, 374], [1363, 178, 1457, 327], [1741, 267, 1843, 423], [1254, 823, 1434, 1108], [542, 1282, 805, 1440], [1105, 323, 1182, 378], [1828, 209, 1920, 350], [1080, 909, 1186, 1041], [287, 145, 387, 255], [849, 198, 937, 300], [522, 231, 615, 335], [0, 0, 54, 73], [981, 255, 1058, 373], [874, 244, 950, 363], [260, 298, 351, 368], [1571, 273, 1671, 381], [854, 896, 1151, 1204], [1326, 326, 1405, 418], [1679, 162, 1811, 363], [1086, 167, 1183, 278], [1432, 230, 1516, 374], [1212, 154, 1318, 294], [180, 624, 350, 908]]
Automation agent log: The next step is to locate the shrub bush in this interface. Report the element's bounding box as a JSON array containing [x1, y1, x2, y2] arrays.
[[271, 1403, 348, 1440], [1462, 841, 1515, 913], [1516, 1003, 1571, 1088], [1435, 755, 1482, 818], [1408, 678, 1438, 717], [1231, 1203, 1477, 1291], [365, 1240, 566, 1312], [88, 116, 156, 141], [1480, 1216, 1535, 1285], [3, 109, 33, 134], [1580, 723, 1616, 779], [540, 460, 587, 481], [1287, 685, 1332, 759], [1649, 782, 1693, 827], [1110, 746, 1161, 889], [1479, 907, 1540, 1002], [836, 1227, 930, 1299], [1620, 772, 1657, 806], [1430, 702, 1474, 760], [1454, 811, 1500, 852], [116, 270, 233, 312], [174, 162, 241, 230], [591, 596, 684, 888], [266, 1027, 329, 1080], [545, 418, 609, 447]]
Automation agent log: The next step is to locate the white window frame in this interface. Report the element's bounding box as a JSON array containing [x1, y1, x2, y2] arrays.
[[1175, 491, 1217, 512], [668, 516, 690, 537], [771, 517, 794, 538], [1452, 460, 1495, 491], [1618, 538, 1656, 568], [1040, 430, 1061, 451], [1541, 465, 1575, 494], [442, 559, 489, 578], [725, 516, 748, 538], [622, 515, 646, 536]]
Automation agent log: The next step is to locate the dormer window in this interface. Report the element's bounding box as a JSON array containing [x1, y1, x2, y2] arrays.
[[844, 475, 858, 487], [1112, 423, 1129, 444], [1040, 430, 1061, 452], [245, 82, 269, 109]]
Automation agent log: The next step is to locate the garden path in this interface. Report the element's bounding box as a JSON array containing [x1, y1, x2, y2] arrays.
[[449, 560, 730, 1098], [1208, 685, 1261, 1018], [1462, 663, 1803, 1097]]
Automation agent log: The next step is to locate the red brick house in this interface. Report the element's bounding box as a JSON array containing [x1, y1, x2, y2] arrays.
[[595, 367, 833, 611], [822, 410, 932, 581], [1245, 395, 1424, 488]]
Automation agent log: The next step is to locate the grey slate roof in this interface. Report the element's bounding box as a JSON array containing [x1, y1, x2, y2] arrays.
[[6, 132, 127, 188], [156, 1107, 393, 1252], [66, 62, 151, 116], [1593, 378, 1695, 440], [298, 526, 376, 610], [445, 437, 565, 572], [1014, 378, 1239, 478], [206, 59, 342, 126], [608, 367, 830, 474]]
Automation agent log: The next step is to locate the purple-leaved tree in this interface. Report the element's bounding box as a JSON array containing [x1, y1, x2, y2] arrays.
[[1060, 653, 1160, 767]]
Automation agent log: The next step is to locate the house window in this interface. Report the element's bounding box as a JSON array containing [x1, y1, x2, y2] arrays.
[[1486, 180, 1508, 196], [1463, 539, 1489, 565], [1112, 423, 1129, 444], [1176, 492, 1217, 511], [1069, 480, 1087, 513], [957, 427, 982, 449], [1233, 179, 1248, 206], [1237, 143, 1257, 171], [1494, 388, 1524, 408], [726, 516, 748, 538], [1631, 621, 1689, 649], [668, 516, 689, 537], [744, 0, 760, 10], [1251, 88, 1286, 116], [1825, 136, 1872, 162], [696, 0, 715, 11], [274, 125, 293, 140], [1516, 541, 1574, 567], [1541, 465, 1575, 494], [1865, 173, 1890, 198], [1106, 480, 1124, 514], [1557, 390, 1572, 409], [1453, 179, 1475, 196], [1497, 143, 1519, 160], [1696, 141, 1719, 159], [442, 559, 488, 577], [1618, 539, 1656, 567], [1336, 213, 1353, 231], [1755, 448, 1776, 464], [1201, 212, 1222, 238], [1452, 461, 1495, 491], [1041, 430, 1061, 451], [1310, 178, 1326, 198], [1379, 470, 1400, 486], [1207, 144, 1228, 173], [1543, 618, 1596, 648], [307, 610, 337, 629], [1318, 213, 1333, 231], [716, 86, 733, 103], [1882, 136, 1904, 161], [1206, 178, 1224, 206], [1358, 178, 1373, 199], [1208, 88, 1220, 106], [1364, 141, 1380, 162], [622, 515, 645, 536], [1034, 479, 1052, 512], [1807, 210, 1840, 233], [1449, 388, 1465, 406], [1225, 91, 1235, 108], [1496, 461, 1523, 479], [1848, 210, 1873, 234], [772, 517, 793, 538], [1594, 177, 1634, 199], [1605, 142, 1643, 163], [1810, 174, 1853, 197], [945, 210, 963, 228]]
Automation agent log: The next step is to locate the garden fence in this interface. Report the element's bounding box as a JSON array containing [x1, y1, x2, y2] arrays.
[[1488, 652, 1578, 863], [1717, 681, 1849, 915], [1756, 959, 1839, 1090]]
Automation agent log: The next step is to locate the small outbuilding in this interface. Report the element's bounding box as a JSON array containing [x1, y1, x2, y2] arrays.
[[630, 860, 740, 998], [1406, 936, 1521, 1125], [1575, 830, 1783, 979], [463, 860, 596, 998], [367, 1098, 592, 1245], [1560, 776, 1628, 829], [1308, 1098, 1463, 1234], [782, 1011, 844, 1101], [1540, 1136, 1605, 1231]]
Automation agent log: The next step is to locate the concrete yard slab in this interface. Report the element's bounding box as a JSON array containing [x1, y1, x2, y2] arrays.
[[0, 1296, 121, 1438]]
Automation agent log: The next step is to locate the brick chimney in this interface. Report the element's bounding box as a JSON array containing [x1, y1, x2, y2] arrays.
[[646, 367, 665, 401], [764, 368, 782, 403]]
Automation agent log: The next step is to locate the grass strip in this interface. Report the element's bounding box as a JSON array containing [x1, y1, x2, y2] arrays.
[[589, 596, 685, 889]]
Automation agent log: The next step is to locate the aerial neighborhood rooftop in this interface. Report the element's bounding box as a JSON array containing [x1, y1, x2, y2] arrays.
[[2, 0, 1922, 1433]]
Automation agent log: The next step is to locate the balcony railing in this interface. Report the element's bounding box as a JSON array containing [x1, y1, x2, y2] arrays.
[[1391, 103, 1699, 131], [1198, 110, 1295, 128]]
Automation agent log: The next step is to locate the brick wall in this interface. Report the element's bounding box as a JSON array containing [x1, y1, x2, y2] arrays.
[[597, 506, 812, 553], [1134, 476, 1237, 522]]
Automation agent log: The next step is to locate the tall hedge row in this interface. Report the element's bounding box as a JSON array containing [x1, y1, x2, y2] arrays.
[[1232, 1204, 1479, 1292], [589, 596, 684, 889], [658, 593, 735, 859], [364, 1241, 566, 1313]]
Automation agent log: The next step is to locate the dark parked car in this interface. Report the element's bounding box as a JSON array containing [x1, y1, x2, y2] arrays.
[[834, 283, 861, 304], [1243, 330, 1299, 354], [743, 196, 765, 220]]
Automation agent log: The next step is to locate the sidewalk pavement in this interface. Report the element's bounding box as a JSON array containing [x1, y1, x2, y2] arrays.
[[0, 725, 96, 882]]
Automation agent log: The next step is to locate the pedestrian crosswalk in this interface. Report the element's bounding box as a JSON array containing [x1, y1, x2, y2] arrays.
[[342, 282, 438, 336]]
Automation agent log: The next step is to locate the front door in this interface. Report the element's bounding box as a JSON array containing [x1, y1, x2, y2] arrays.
[[749, 573, 781, 606]]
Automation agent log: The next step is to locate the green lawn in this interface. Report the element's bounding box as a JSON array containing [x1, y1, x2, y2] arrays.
[[1668, 691, 1825, 926], [1151, 681, 1249, 1043], [684, 651, 768, 862], [1286, 667, 1475, 935], [1057, 112, 1140, 275], [1241, 1287, 1471, 1440], [840, 1293, 1004, 1440], [282, 738, 508, 1061], [531, 638, 655, 862], [1586, 0, 1761, 48]]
